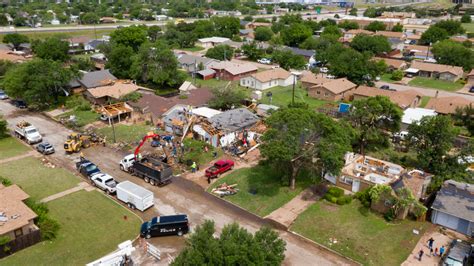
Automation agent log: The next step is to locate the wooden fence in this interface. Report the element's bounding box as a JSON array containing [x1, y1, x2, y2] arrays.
[[0, 230, 41, 259]]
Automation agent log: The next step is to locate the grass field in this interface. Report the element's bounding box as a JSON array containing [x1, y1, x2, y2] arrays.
[[419, 96, 431, 108], [186, 77, 232, 90], [463, 23, 474, 33], [408, 77, 464, 92], [0, 29, 114, 42], [291, 201, 428, 266], [0, 137, 30, 160], [380, 73, 398, 83], [57, 110, 99, 127], [96, 123, 155, 144], [0, 157, 79, 200], [0, 190, 141, 265], [180, 46, 205, 52], [207, 165, 313, 217], [259, 85, 329, 109]]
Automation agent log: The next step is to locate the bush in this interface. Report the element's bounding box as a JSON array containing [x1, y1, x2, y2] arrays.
[[461, 13, 472, 23], [65, 95, 91, 111], [0, 176, 12, 186], [120, 91, 142, 102], [326, 186, 344, 198], [355, 188, 372, 207], [391, 70, 403, 81], [38, 216, 60, 240], [384, 208, 396, 221], [0, 117, 7, 139]]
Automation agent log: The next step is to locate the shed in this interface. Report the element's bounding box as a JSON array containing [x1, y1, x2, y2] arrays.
[[401, 108, 437, 128], [197, 69, 216, 80]]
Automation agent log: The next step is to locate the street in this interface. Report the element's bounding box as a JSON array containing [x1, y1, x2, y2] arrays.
[[0, 100, 355, 265], [375, 81, 474, 101]]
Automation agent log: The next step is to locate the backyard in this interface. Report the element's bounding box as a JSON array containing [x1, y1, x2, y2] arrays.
[[291, 200, 428, 266], [186, 77, 232, 90], [408, 77, 464, 92], [207, 165, 313, 217], [259, 85, 329, 109], [0, 137, 30, 160], [96, 123, 156, 144], [57, 109, 99, 128], [462, 22, 474, 33]]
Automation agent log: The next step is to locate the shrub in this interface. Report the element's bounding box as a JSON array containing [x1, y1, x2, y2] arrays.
[[391, 70, 403, 81], [384, 208, 396, 221], [178, 94, 188, 99], [0, 176, 12, 186], [355, 188, 372, 207], [327, 187, 344, 198], [120, 91, 142, 102], [336, 195, 352, 205], [0, 235, 11, 253], [65, 95, 91, 111], [38, 216, 60, 240]]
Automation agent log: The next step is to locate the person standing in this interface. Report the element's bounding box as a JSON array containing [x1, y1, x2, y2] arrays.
[[427, 237, 435, 250], [418, 249, 424, 261], [191, 162, 197, 173], [434, 247, 438, 256], [440, 246, 445, 257]]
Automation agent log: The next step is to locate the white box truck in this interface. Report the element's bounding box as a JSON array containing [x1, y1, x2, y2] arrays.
[[116, 181, 154, 212]]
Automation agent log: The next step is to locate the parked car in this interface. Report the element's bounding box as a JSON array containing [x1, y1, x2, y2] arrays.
[[469, 86, 474, 93], [140, 214, 189, 239], [90, 173, 117, 195], [116, 181, 154, 211], [257, 58, 271, 64], [380, 85, 396, 91], [442, 239, 474, 266], [326, 74, 336, 79], [36, 142, 55, 155], [76, 160, 101, 178], [319, 67, 328, 73], [205, 159, 235, 178], [11, 99, 27, 109], [0, 90, 8, 100]]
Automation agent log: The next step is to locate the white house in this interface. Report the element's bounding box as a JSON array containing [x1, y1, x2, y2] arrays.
[[197, 37, 230, 48], [401, 107, 437, 130], [240, 68, 293, 90]]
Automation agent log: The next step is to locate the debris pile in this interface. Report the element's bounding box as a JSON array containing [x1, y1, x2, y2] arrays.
[[41, 158, 56, 168], [211, 183, 238, 197]]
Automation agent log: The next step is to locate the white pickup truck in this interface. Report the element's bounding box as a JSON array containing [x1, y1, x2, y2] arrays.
[[14, 121, 42, 144]]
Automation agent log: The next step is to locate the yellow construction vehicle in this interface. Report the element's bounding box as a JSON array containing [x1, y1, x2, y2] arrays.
[[64, 133, 91, 153]]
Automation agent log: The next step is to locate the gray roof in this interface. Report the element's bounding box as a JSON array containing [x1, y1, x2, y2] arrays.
[[210, 108, 259, 132], [197, 69, 216, 76], [432, 180, 474, 222], [87, 39, 108, 50], [78, 69, 117, 89], [240, 29, 251, 35], [177, 54, 216, 72], [240, 20, 250, 26], [285, 47, 315, 58]]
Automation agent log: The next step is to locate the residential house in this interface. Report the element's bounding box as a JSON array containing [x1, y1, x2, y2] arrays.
[[209, 61, 258, 81], [401, 107, 437, 129], [374, 31, 406, 49], [373, 57, 408, 71], [404, 44, 434, 61], [85, 39, 109, 52], [405, 33, 421, 44], [380, 11, 416, 19], [256, 104, 279, 117], [0, 184, 40, 249], [343, 29, 374, 40], [337, 15, 402, 31], [162, 104, 188, 135], [467, 69, 474, 84], [246, 22, 272, 30], [410, 61, 464, 82], [197, 37, 231, 49], [100, 17, 117, 23], [67, 36, 91, 50], [352, 86, 421, 109], [305, 77, 357, 101], [390, 169, 432, 201], [431, 180, 474, 236], [84, 80, 141, 105], [154, 15, 168, 21], [425, 96, 473, 115], [222, 40, 244, 50], [77, 69, 118, 90], [176, 54, 217, 73], [191, 107, 222, 119], [239, 68, 293, 90], [285, 47, 315, 60], [209, 108, 260, 147]]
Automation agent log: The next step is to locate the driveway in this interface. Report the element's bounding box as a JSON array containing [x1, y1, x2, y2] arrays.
[[375, 81, 474, 102], [0, 100, 355, 265]]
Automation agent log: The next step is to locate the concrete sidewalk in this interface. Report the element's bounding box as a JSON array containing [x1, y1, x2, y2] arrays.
[[0, 150, 36, 164], [40, 182, 94, 203]]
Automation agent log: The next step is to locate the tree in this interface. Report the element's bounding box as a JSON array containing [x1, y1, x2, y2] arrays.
[[254, 26, 274, 42], [349, 8, 358, 16], [172, 220, 286, 266], [271, 49, 307, 70], [205, 45, 234, 61], [147, 25, 162, 42], [3, 59, 77, 109], [0, 60, 14, 76], [461, 13, 472, 23], [419, 26, 449, 45], [321, 24, 342, 38], [208, 85, 246, 110], [408, 115, 458, 173], [0, 14, 8, 26], [365, 21, 386, 32], [242, 42, 264, 61], [392, 23, 403, 32], [350, 34, 391, 55], [434, 19, 465, 35], [3, 33, 29, 50], [349, 96, 402, 155], [261, 108, 353, 189], [106, 45, 134, 78], [130, 41, 186, 89], [338, 20, 359, 30], [432, 39, 474, 71], [454, 104, 474, 137], [32, 37, 70, 62], [110, 25, 148, 51], [80, 12, 99, 24], [0, 116, 7, 139], [363, 7, 377, 18], [71, 58, 95, 72], [243, 15, 253, 21], [211, 16, 240, 38], [391, 70, 403, 81], [280, 23, 312, 47]]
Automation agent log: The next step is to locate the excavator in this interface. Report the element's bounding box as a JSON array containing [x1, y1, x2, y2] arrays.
[[134, 132, 176, 165]]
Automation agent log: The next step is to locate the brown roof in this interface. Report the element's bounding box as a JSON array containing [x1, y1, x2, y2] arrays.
[[353, 86, 421, 109], [250, 68, 291, 83], [405, 44, 429, 52], [345, 29, 374, 35], [373, 57, 407, 69], [406, 34, 421, 40], [411, 61, 464, 76], [312, 78, 357, 95], [468, 69, 474, 77], [209, 61, 258, 75], [300, 71, 331, 85], [375, 31, 405, 39], [87, 81, 140, 99], [0, 185, 37, 235], [68, 36, 91, 44], [425, 96, 473, 114], [0, 50, 31, 62]]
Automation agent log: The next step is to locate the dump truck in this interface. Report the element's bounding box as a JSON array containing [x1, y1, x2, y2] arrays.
[[124, 155, 173, 186], [14, 121, 42, 144]]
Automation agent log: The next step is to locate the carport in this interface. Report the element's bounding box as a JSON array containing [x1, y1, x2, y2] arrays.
[[96, 102, 132, 125]]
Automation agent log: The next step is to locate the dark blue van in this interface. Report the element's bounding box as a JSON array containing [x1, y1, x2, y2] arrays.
[[140, 214, 189, 239]]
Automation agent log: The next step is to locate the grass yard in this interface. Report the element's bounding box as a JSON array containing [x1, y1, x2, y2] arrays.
[[57, 109, 99, 127], [0, 157, 79, 200], [419, 96, 431, 108], [96, 123, 155, 144], [0, 29, 114, 42], [1, 190, 141, 265], [0, 137, 30, 160], [408, 77, 464, 92], [291, 201, 428, 266], [182, 139, 223, 168], [207, 165, 313, 217], [186, 77, 233, 90], [380, 73, 398, 83], [463, 23, 474, 33], [259, 85, 329, 109], [180, 45, 205, 52]]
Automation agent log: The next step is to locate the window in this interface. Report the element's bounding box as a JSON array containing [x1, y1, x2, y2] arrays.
[[340, 176, 353, 185], [324, 92, 329, 97], [316, 91, 321, 95], [14, 228, 23, 238]]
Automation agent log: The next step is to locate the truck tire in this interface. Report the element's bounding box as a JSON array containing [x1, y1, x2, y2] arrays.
[[150, 179, 156, 186], [144, 177, 150, 183], [177, 230, 183, 236], [145, 233, 151, 239], [128, 203, 136, 210]]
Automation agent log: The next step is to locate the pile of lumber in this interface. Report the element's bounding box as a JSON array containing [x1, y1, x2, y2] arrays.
[[211, 183, 239, 197]]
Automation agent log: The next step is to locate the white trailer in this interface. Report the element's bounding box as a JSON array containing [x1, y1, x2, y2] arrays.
[[86, 240, 135, 266], [116, 181, 154, 212]]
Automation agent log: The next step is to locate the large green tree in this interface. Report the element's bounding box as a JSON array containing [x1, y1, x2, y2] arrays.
[[3, 59, 77, 109], [32, 37, 70, 62], [432, 40, 474, 71], [419, 26, 449, 45], [106, 45, 134, 78], [271, 49, 307, 70], [211, 16, 240, 38], [433, 19, 465, 35], [454, 104, 474, 137], [209, 85, 246, 110], [241, 42, 264, 61], [349, 96, 402, 155], [365, 21, 386, 32], [0, 116, 7, 139], [110, 25, 148, 51], [172, 220, 286, 266], [205, 45, 234, 61], [261, 108, 353, 189], [338, 20, 359, 30], [280, 23, 312, 47], [3, 33, 29, 50], [130, 41, 186, 89], [254, 26, 274, 42], [80, 12, 99, 24], [350, 34, 391, 55]]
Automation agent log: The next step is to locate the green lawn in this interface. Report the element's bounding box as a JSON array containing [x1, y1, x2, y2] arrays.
[[408, 77, 464, 92], [207, 165, 313, 217], [180, 45, 205, 52], [419, 96, 431, 108], [463, 23, 474, 33], [96, 123, 155, 144], [182, 139, 223, 168], [1, 190, 141, 265], [0, 29, 114, 42], [186, 77, 232, 90], [259, 85, 329, 109], [0, 157, 79, 200], [0, 137, 30, 160], [57, 110, 99, 127], [380, 73, 398, 83], [291, 201, 428, 266]]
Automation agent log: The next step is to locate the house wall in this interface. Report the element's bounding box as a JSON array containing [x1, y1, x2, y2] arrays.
[[431, 210, 473, 236], [418, 70, 432, 78], [198, 41, 213, 49], [439, 72, 459, 82], [468, 75, 474, 84], [216, 69, 257, 81], [308, 86, 354, 101], [84, 91, 108, 105], [334, 174, 372, 193], [240, 76, 292, 90], [3, 220, 36, 240]]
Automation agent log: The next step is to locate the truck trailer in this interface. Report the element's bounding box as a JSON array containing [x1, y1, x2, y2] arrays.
[[116, 181, 154, 212]]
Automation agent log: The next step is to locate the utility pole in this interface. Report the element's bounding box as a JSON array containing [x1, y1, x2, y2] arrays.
[[292, 74, 296, 105], [108, 116, 116, 143]]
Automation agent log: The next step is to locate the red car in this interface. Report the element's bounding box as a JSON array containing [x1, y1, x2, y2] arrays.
[[205, 160, 234, 178]]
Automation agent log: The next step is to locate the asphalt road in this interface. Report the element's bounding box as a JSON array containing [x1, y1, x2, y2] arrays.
[[0, 100, 356, 265]]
